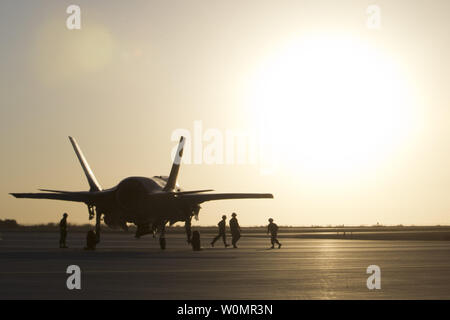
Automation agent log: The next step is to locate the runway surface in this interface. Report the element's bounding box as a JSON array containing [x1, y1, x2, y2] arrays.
[[1, 231, 450, 299]]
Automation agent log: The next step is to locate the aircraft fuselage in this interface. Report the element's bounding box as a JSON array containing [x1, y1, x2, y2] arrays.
[[94, 176, 194, 233]]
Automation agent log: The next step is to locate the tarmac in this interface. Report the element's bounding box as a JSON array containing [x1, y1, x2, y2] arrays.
[[1, 231, 450, 299]]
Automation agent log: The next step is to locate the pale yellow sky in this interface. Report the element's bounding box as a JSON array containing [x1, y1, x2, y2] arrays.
[[1, 0, 449, 226]]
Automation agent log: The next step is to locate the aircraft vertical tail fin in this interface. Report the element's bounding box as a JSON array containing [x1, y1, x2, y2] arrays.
[[68, 136, 102, 192], [164, 136, 185, 191]]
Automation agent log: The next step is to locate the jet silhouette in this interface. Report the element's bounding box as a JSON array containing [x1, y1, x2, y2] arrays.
[[10, 136, 273, 249]]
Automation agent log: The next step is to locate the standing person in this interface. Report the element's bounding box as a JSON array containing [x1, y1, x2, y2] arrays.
[[229, 212, 241, 248], [59, 213, 68, 248], [211, 215, 229, 247], [267, 218, 281, 249]]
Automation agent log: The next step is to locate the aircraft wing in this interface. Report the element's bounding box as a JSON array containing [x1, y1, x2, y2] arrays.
[[9, 191, 92, 203], [174, 192, 273, 204]]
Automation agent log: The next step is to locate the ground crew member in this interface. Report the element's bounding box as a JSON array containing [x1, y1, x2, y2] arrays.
[[267, 218, 281, 249], [229, 212, 241, 248], [211, 215, 229, 247]]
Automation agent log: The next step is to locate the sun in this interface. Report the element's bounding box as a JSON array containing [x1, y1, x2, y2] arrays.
[[248, 34, 418, 178]]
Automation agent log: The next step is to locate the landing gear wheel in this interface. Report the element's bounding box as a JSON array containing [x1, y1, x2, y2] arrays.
[[95, 208, 101, 244], [159, 237, 166, 250]]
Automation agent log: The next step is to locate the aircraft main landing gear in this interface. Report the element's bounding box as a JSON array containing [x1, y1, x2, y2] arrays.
[[159, 222, 167, 250], [159, 237, 166, 250], [185, 217, 192, 244], [87, 204, 101, 244], [95, 207, 101, 244]]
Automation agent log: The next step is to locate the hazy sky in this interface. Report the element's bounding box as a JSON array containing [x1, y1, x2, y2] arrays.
[[1, 0, 449, 226]]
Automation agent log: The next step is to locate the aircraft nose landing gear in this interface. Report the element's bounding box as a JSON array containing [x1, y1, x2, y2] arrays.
[[135, 221, 168, 249]]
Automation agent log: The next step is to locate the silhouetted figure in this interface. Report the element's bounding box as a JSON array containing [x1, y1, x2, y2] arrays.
[[267, 218, 281, 249], [211, 215, 229, 247], [229, 212, 241, 248], [59, 213, 68, 248], [191, 230, 201, 251], [84, 230, 97, 250]]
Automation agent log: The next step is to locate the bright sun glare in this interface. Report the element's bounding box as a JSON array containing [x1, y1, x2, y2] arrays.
[[249, 34, 417, 177]]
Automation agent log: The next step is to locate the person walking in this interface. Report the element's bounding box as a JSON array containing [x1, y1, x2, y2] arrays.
[[211, 215, 229, 247], [267, 218, 281, 249], [229, 212, 241, 248]]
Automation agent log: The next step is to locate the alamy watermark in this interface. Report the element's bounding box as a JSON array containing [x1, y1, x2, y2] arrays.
[[366, 265, 381, 290], [66, 5, 81, 30], [66, 265, 81, 290], [171, 121, 278, 175], [366, 4, 381, 30]]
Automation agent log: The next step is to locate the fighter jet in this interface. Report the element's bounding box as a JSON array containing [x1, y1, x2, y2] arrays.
[[10, 136, 273, 249]]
